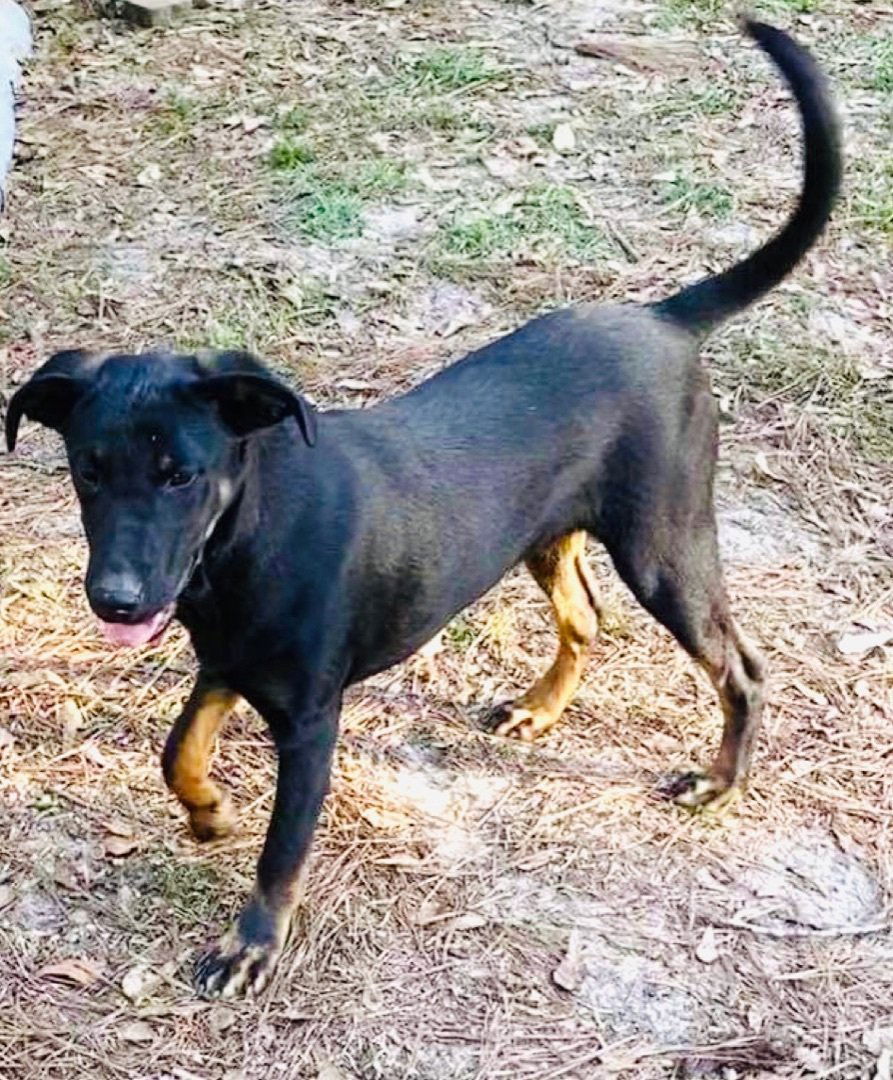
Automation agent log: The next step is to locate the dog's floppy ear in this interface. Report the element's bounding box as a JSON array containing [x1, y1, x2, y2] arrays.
[[191, 351, 317, 445], [5, 349, 98, 451]]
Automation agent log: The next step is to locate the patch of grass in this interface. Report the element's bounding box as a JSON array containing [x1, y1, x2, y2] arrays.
[[280, 279, 340, 327], [353, 160, 407, 198], [401, 47, 503, 92], [410, 98, 471, 132], [278, 105, 310, 133], [445, 617, 476, 650], [659, 175, 733, 219], [288, 182, 364, 243], [867, 35, 893, 93], [435, 183, 612, 273], [657, 0, 724, 28], [652, 84, 740, 122], [722, 330, 893, 461], [761, 0, 822, 12], [441, 214, 520, 260], [204, 314, 250, 350], [49, 21, 80, 57], [658, 0, 819, 28], [269, 137, 315, 170], [150, 90, 235, 143], [280, 159, 408, 242], [850, 158, 893, 235], [525, 121, 554, 144]]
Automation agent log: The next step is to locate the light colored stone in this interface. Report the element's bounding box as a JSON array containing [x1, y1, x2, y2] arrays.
[[120, 0, 193, 28], [0, 0, 31, 209]]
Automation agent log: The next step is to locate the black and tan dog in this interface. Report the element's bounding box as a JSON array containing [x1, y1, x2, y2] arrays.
[[5, 22, 840, 998]]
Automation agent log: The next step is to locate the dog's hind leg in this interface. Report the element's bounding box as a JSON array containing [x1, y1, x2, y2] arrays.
[[490, 531, 600, 742], [616, 535, 766, 810], [599, 419, 767, 809], [162, 674, 240, 841]]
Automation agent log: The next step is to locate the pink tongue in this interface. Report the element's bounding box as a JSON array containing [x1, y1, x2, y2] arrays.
[[98, 609, 169, 648]]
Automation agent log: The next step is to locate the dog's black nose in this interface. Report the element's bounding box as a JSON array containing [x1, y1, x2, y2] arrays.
[[89, 574, 145, 622]]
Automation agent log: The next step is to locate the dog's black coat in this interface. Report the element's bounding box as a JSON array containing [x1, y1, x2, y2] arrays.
[[5, 22, 841, 997]]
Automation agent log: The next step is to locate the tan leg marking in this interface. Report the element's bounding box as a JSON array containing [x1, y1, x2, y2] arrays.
[[491, 532, 600, 742], [162, 680, 240, 841]]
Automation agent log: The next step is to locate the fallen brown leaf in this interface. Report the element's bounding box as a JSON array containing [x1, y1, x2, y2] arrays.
[[39, 956, 105, 988], [552, 931, 584, 992]]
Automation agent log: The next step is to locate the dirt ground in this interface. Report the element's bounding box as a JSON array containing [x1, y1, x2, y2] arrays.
[[1, 0, 892, 1077]]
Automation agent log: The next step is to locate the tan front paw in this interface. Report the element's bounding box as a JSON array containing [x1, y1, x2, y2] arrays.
[[488, 703, 556, 742], [658, 770, 741, 813], [189, 793, 236, 842]]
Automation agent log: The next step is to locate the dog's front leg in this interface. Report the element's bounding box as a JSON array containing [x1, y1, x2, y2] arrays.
[[195, 701, 339, 999], [162, 674, 240, 842]]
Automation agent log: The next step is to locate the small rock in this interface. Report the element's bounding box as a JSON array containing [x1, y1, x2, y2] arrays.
[[451, 912, 487, 931], [119, 1019, 155, 1044], [865, 1028, 893, 1056], [552, 122, 576, 153], [120, 0, 193, 28], [59, 699, 84, 750], [552, 932, 584, 991], [104, 835, 138, 858], [837, 627, 893, 657], [694, 926, 719, 964], [208, 1004, 237, 1033], [121, 965, 159, 1003], [136, 162, 162, 187]]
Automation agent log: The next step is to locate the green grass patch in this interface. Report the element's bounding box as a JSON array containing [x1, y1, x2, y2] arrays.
[[722, 330, 893, 461], [209, 318, 249, 350], [445, 617, 476, 650], [410, 98, 473, 132], [658, 0, 820, 28], [442, 215, 519, 260], [850, 158, 893, 235], [435, 183, 612, 272], [291, 188, 364, 242], [867, 35, 893, 93], [150, 90, 236, 143], [278, 158, 408, 243], [277, 105, 310, 133], [652, 84, 740, 122], [269, 137, 315, 170], [402, 47, 503, 91], [659, 175, 733, 219]]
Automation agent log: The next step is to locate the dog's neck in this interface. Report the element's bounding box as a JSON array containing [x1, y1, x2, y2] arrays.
[[179, 436, 263, 604]]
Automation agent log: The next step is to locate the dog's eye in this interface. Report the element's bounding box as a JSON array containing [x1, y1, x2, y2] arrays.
[[164, 469, 197, 489], [76, 456, 101, 488]]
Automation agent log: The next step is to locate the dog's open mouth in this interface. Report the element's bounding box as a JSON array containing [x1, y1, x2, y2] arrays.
[[97, 604, 175, 649]]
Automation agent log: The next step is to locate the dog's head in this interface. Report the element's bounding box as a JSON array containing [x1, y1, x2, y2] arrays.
[[5, 349, 316, 647]]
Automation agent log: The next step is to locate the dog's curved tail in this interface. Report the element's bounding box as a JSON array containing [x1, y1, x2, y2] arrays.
[[654, 20, 841, 336]]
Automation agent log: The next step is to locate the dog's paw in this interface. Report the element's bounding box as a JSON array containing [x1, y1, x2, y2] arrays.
[[657, 770, 740, 813], [195, 926, 281, 999], [189, 793, 237, 843], [487, 703, 551, 742]]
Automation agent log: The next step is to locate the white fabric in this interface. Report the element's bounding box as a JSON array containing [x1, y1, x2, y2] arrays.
[[0, 0, 32, 208]]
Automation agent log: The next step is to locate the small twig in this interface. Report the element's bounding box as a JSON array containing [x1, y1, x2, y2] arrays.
[[0, 457, 68, 473], [717, 917, 891, 939]]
